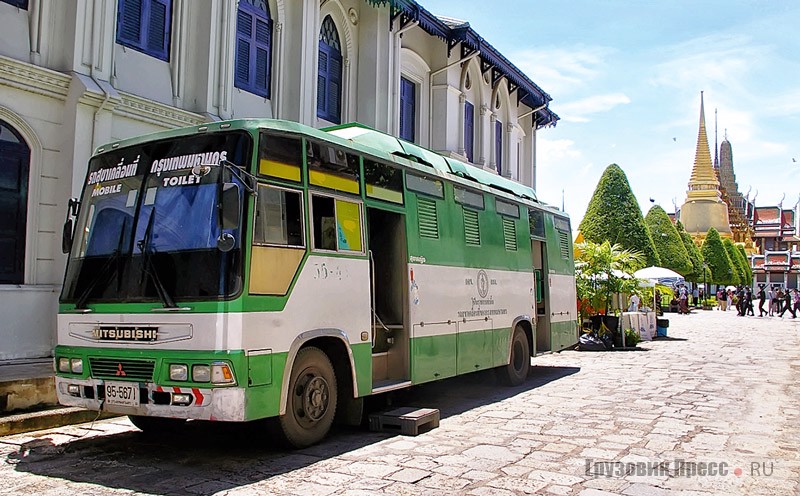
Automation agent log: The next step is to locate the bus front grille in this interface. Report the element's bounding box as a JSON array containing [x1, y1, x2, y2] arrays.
[[89, 358, 155, 381]]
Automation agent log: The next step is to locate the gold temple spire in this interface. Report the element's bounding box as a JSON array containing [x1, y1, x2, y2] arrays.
[[679, 91, 731, 238], [687, 91, 722, 198]]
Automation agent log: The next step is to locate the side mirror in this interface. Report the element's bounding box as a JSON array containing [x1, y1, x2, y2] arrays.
[[62, 218, 74, 254], [219, 182, 241, 230]]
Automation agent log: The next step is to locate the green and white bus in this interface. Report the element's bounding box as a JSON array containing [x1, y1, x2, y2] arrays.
[[55, 119, 577, 447]]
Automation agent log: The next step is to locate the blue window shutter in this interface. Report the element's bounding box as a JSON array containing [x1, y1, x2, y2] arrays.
[[317, 47, 329, 114], [116, 0, 170, 61], [328, 52, 342, 123], [399, 77, 416, 142], [318, 41, 342, 123], [118, 0, 143, 45], [254, 18, 271, 95], [235, 10, 252, 88], [2, 0, 29, 8], [146, 0, 169, 58], [495, 120, 503, 174], [234, 4, 272, 98], [464, 101, 474, 162]]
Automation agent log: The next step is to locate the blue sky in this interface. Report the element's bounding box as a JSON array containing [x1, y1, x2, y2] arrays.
[[423, 0, 799, 230]]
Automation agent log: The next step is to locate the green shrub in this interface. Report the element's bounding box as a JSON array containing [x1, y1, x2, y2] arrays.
[[624, 328, 641, 347]]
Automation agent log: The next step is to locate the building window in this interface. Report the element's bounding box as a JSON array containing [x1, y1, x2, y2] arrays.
[[495, 119, 503, 174], [464, 101, 474, 162], [317, 15, 342, 124], [1, 0, 28, 8], [0, 120, 30, 284], [235, 0, 272, 98], [116, 0, 172, 61], [399, 77, 416, 142]]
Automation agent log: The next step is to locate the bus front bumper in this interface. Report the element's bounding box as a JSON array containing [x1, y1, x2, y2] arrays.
[[55, 376, 246, 422]]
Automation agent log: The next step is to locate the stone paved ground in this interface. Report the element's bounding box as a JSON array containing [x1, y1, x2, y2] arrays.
[[1, 309, 798, 495]]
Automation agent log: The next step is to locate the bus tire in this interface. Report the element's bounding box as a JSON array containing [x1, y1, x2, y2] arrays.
[[499, 327, 530, 386], [128, 415, 186, 434], [278, 346, 338, 448]]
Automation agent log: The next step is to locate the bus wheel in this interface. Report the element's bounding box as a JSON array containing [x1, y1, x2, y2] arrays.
[[499, 327, 530, 386], [279, 346, 338, 448], [128, 415, 186, 434]]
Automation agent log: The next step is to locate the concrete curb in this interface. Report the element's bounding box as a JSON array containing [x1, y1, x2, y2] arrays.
[[0, 407, 119, 437]]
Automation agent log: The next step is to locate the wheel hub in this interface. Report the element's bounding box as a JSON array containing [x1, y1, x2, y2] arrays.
[[300, 374, 329, 422]]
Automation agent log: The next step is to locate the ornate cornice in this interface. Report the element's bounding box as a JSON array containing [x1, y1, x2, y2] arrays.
[[0, 55, 70, 100], [116, 92, 207, 129]]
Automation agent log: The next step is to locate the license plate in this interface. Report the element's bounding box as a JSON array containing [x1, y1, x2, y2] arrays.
[[104, 381, 139, 407]]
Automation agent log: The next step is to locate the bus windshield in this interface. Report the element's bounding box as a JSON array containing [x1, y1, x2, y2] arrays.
[[60, 131, 252, 306]]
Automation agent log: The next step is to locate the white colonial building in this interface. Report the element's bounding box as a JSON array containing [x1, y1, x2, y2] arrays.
[[0, 0, 558, 360]]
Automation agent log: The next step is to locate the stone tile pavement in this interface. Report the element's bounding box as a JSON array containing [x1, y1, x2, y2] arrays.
[[0, 309, 798, 495]]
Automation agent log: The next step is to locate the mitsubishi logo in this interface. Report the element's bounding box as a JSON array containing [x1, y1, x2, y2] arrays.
[[115, 363, 127, 377]]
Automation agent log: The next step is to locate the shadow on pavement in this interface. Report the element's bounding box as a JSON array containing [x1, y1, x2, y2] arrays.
[[652, 336, 689, 342], [5, 365, 579, 495]]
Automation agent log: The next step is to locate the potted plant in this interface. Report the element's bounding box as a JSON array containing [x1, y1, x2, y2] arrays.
[[575, 240, 644, 345], [624, 327, 641, 347]]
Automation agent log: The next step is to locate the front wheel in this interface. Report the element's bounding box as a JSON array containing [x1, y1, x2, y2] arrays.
[[499, 327, 531, 386], [278, 346, 338, 448]]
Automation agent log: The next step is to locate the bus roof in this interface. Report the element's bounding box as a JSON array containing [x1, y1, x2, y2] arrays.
[[94, 118, 561, 213], [324, 123, 537, 202]]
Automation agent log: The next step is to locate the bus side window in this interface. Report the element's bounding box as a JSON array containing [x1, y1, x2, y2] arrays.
[[311, 194, 363, 253], [253, 186, 304, 247], [258, 132, 303, 183], [312, 195, 337, 250]]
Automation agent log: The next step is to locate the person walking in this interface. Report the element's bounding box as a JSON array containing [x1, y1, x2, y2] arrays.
[[745, 287, 755, 316], [736, 286, 747, 317], [692, 287, 699, 308], [727, 289, 734, 311], [767, 285, 775, 316], [779, 289, 795, 318], [775, 288, 785, 316], [678, 285, 689, 314], [793, 289, 800, 318], [757, 284, 767, 317]]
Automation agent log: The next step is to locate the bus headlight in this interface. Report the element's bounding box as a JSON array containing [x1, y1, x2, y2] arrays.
[[58, 358, 71, 373], [70, 358, 83, 374], [211, 362, 235, 385], [169, 364, 188, 381], [192, 365, 211, 382]]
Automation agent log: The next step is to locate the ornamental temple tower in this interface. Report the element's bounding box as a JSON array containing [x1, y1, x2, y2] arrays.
[[680, 92, 732, 242]]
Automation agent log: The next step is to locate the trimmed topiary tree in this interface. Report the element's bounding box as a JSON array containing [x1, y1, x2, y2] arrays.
[[579, 164, 660, 267], [722, 239, 743, 286], [645, 205, 692, 276], [735, 244, 753, 285], [701, 228, 735, 285], [675, 221, 705, 282]]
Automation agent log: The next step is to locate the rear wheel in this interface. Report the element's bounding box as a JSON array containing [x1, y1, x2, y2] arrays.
[[128, 415, 186, 434], [499, 327, 530, 386], [278, 346, 338, 448]]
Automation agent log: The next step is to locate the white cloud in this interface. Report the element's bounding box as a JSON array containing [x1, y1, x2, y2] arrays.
[[557, 93, 631, 123], [510, 45, 614, 95]]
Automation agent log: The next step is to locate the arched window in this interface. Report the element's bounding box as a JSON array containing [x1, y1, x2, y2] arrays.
[[0, 120, 30, 284], [317, 16, 342, 123], [235, 0, 273, 98]]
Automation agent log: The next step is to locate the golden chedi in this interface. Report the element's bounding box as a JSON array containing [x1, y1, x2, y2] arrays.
[[680, 92, 731, 241]]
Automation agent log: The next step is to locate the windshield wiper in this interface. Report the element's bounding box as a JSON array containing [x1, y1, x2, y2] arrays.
[[137, 208, 177, 309], [74, 217, 128, 310]]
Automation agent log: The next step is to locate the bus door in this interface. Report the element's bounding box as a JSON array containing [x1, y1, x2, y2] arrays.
[[366, 207, 410, 390], [531, 239, 550, 353]]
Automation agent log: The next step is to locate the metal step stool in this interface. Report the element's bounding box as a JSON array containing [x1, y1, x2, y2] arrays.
[[368, 407, 440, 436]]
